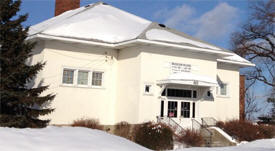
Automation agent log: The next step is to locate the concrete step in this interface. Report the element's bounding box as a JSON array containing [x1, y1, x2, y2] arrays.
[[200, 128, 237, 147]]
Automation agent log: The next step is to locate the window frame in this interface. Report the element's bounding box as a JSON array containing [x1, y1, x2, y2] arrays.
[[77, 70, 90, 86], [143, 82, 154, 95], [91, 71, 104, 87], [161, 88, 198, 99], [61, 67, 104, 89], [181, 102, 190, 118], [217, 82, 230, 97], [168, 101, 178, 118], [62, 68, 76, 86]]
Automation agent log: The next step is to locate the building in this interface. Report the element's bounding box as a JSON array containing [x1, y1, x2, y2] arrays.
[[28, 0, 254, 128]]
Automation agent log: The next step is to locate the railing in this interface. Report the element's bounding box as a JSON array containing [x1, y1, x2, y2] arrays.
[[157, 116, 215, 146], [191, 118, 202, 130], [156, 116, 184, 134], [201, 117, 218, 127], [192, 118, 213, 147]]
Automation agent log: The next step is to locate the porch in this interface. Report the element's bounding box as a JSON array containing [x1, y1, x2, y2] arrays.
[[157, 72, 218, 129]]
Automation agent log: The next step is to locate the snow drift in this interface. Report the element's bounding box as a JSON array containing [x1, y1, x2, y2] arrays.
[[0, 126, 274, 151], [0, 126, 150, 151]]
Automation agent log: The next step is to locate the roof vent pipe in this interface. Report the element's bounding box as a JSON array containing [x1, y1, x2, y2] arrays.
[[158, 24, 166, 28]]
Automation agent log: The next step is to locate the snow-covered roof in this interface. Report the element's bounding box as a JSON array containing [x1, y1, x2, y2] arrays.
[[29, 3, 151, 43], [145, 29, 220, 50], [29, 2, 254, 67], [217, 53, 255, 66]]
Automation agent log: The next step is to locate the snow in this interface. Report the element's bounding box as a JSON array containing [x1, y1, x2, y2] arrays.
[[146, 29, 221, 50], [28, 7, 86, 36], [222, 54, 251, 63], [0, 126, 274, 151], [209, 127, 238, 144], [0, 126, 150, 151], [171, 139, 275, 151], [29, 3, 151, 43]]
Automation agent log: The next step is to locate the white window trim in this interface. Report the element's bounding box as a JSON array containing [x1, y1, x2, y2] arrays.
[[60, 67, 105, 89], [61, 68, 76, 86], [217, 82, 230, 98], [77, 70, 90, 87], [91, 70, 105, 88]]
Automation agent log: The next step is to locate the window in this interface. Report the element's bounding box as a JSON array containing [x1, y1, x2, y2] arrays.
[[181, 102, 190, 118], [168, 101, 177, 118], [92, 71, 103, 86], [164, 88, 197, 98], [62, 68, 104, 88], [167, 89, 192, 98], [77, 71, 88, 85], [145, 85, 150, 93], [207, 91, 211, 97], [62, 69, 74, 84], [218, 83, 228, 96], [161, 88, 166, 96], [193, 90, 197, 98], [144, 84, 152, 94], [220, 83, 227, 95]]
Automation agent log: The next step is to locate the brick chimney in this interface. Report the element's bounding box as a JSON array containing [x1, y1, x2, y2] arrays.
[[240, 75, 245, 121], [55, 0, 80, 16]]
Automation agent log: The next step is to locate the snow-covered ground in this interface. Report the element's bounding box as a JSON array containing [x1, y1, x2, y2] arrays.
[[173, 139, 275, 151], [0, 126, 274, 151], [0, 126, 150, 151]]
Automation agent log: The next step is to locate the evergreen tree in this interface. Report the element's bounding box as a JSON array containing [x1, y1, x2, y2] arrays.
[[0, 0, 55, 128]]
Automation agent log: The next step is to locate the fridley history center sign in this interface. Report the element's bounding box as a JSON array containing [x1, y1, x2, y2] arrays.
[[171, 62, 191, 73]]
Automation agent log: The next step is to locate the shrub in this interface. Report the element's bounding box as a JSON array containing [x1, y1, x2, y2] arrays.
[[216, 121, 225, 128], [258, 124, 275, 139], [114, 121, 131, 139], [216, 120, 275, 141], [133, 122, 174, 150], [177, 129, 203, 147], [71, 118, 104, 130]]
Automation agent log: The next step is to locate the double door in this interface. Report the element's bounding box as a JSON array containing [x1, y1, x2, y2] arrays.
[[160, 100, 196, 118]]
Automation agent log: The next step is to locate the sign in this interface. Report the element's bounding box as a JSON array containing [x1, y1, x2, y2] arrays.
[[171, 62, 191, 73], [169, 112, 174, 117], [193, 80, 198, 85]]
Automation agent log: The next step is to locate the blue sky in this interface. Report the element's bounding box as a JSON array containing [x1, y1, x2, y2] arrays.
[[20, 0, 251, 49]]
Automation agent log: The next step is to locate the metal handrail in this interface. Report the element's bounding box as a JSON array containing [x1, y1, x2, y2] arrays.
[[192, 118, 213, 146], [192, 119, 213, 136], [169, 117, 185, 132], [156, 116, 184, 133], [201, 117, 217, 127]]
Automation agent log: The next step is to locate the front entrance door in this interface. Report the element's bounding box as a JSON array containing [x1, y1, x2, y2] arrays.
[[181, 102, 190, 118], [168, 101, 177, 118]]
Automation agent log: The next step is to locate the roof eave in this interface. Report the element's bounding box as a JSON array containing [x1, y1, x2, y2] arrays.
[[133, 39, 232, 57], [28, 34, 233, 57], [217, 59, 255, 67]]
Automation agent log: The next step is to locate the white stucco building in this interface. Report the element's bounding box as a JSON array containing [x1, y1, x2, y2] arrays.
[[28, 2, 254, 128]]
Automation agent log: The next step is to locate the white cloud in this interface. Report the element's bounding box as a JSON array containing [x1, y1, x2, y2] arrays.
[[154, 3, 239, 41], [154, 4, 195, 28], [194, 3, 239, 40]]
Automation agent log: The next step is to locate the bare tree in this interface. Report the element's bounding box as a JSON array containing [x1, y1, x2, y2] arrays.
[[231, 0, 275, 87], [245, 90, 261, 120], [267, 87, 275, 119]]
